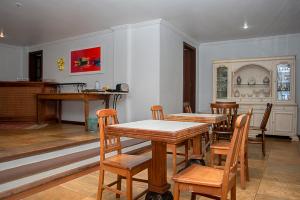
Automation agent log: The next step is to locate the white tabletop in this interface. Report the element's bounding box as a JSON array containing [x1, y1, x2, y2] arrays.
[[169, 113, 225, 118], [109, 120, 205, 132]]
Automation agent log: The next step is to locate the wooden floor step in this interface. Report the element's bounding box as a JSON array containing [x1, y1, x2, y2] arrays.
[[0, 139, 151, 199], [0, 139, 148, 184]]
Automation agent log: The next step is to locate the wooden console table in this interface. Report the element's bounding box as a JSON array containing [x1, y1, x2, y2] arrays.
[[37, 92, 126, 130]]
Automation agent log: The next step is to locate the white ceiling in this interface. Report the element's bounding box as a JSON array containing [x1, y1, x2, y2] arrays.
[[0, 0, 299, 46]]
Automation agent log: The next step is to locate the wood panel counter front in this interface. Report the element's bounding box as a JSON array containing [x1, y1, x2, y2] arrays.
[[106, 120, 209, 199], [0, 81, 57, 122]]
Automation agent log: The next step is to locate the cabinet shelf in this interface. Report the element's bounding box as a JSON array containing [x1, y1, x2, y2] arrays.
[[233, 83, 269, 87]]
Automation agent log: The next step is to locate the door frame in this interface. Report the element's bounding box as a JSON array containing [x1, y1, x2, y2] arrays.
[[183, 42, 196, 112], [29, 50, 43, 81]]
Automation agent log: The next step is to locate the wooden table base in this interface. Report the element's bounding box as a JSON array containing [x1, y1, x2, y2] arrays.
[[146, 141, 173, 199]]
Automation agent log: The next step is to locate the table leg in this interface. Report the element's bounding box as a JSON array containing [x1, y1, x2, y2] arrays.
[[105, 96, 109, 108], [84, 99, 89, 131], [193, 135, 202, 155], [145, 141, 173, 200], [37, 97, 42, 124], [187, 134, 206, 166], [58, 100, 62, 123]]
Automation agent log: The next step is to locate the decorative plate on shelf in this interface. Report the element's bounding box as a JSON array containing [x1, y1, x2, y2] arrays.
[[263, 76, 270, 84], [248, 77, 256, 85]]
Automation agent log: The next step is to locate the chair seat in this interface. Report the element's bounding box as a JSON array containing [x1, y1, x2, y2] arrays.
[[102, 154, 151, 170], [173, 164, 233, 187], [211, 141, 230, 150]]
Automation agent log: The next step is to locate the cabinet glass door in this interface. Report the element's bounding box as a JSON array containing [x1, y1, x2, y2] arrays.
[[277, 63, 291, 101], [216, 66, 228, 99]]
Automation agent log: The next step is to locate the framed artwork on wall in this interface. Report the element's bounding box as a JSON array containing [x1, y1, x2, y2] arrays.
[[70, 46, 101, 74]]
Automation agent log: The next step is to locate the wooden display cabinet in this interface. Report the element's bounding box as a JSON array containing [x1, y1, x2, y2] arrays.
[[213, 56, 298, 141]]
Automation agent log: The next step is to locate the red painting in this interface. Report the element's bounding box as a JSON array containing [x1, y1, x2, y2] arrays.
[[71, 47, 101, 74]]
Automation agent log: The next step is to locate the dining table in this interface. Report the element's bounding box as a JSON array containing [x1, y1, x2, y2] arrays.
[[165, 113, 227, 163], [106, 119, 209, 200]]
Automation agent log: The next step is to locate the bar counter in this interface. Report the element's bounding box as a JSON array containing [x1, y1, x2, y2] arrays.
[[0, 81, 57, 122]]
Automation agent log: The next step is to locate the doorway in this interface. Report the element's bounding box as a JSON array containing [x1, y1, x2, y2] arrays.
[[29, 50, 43, 81], [183, 42, 196, 112]]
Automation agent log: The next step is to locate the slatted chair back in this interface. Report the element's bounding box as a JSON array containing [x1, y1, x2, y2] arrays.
[[222, 114, 247, 195], [241, 108, 253, 153], [210, 103, 239, 132], [183, 102, 192, 113], [96, 109, 121, 162], [260, 103, 272, 130], [151, 105, 164, 120]]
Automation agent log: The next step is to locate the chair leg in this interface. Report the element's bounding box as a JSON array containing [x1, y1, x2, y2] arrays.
[[174, 182, 180, 200], [172, 145, 177, 175], [245, 152, 250, 181], [116, 175, 122, 198], [210, 149, 215, 166], [191, 192, 196, 200], [185, 141, 189, 165], [230, 178, 236, 200], [96, 169, 104, 200], [126, 175, 133, 200], [262, 130, 266, 157], [240, 154, 246, 189], [218, 154, 222, 165]]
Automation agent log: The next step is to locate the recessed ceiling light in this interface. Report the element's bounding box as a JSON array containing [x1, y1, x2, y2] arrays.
[[0, 31, 4, 38], [15, 1, 23, 8], [243, 22, 249, 30]]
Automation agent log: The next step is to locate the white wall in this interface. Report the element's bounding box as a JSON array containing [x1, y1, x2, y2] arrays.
[[28, 30, 115, 122], [159, 21, 199, 114], [129, 23, 161, 121], [2, 19, 198, 123], [198, 33, 300, 133], [0, 44, 24, 81]]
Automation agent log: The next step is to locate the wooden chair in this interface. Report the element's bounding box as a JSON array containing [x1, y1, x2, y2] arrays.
[[210, 109, 253, 189], [151, 105, 189, 175], [183, 102, 210, 149], [173, 114, 247, 200], [96, 109, 151, 200], [249, 103, 272, 156], [211, 103, 239, 142], [183, 102, 193, 113]]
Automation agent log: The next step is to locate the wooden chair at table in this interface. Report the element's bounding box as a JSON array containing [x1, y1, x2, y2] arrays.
[[249, 103, 272, 156], [210, 108, 252, 189], [173, 114, 247, 200], [183, 102, 210, 149], [211, 102, 239, 142], [151, 105, 189, 175], [96, 109, 151, 200], [183, 102, 193, 113]]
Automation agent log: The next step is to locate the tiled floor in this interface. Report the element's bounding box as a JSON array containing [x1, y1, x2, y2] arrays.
[[25, 137, 300, 200]]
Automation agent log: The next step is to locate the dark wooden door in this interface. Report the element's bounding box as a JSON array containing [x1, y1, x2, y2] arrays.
[[183, 43, 196, 112], [29, 50, 43, 81]]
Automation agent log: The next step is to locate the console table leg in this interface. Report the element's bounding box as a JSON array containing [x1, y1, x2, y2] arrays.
[[84, 99, 89, 131]]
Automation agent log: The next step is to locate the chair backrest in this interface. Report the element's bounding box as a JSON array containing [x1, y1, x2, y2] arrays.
[[222, 114, 247, 193], [241, 108, 253, 155], [151, 105, 164, 120], [183, 102, 193, 113], [96, 109, 121, 162], [260, 103, 272, 130], [210, 103, 239, 131]]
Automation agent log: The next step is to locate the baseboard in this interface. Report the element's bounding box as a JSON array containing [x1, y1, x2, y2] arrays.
[[61, 120, 85, 125]]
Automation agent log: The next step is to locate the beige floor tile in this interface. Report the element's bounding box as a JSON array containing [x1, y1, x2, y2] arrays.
[[257, 179, 300, 200], [24, 138, 300, 200]]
